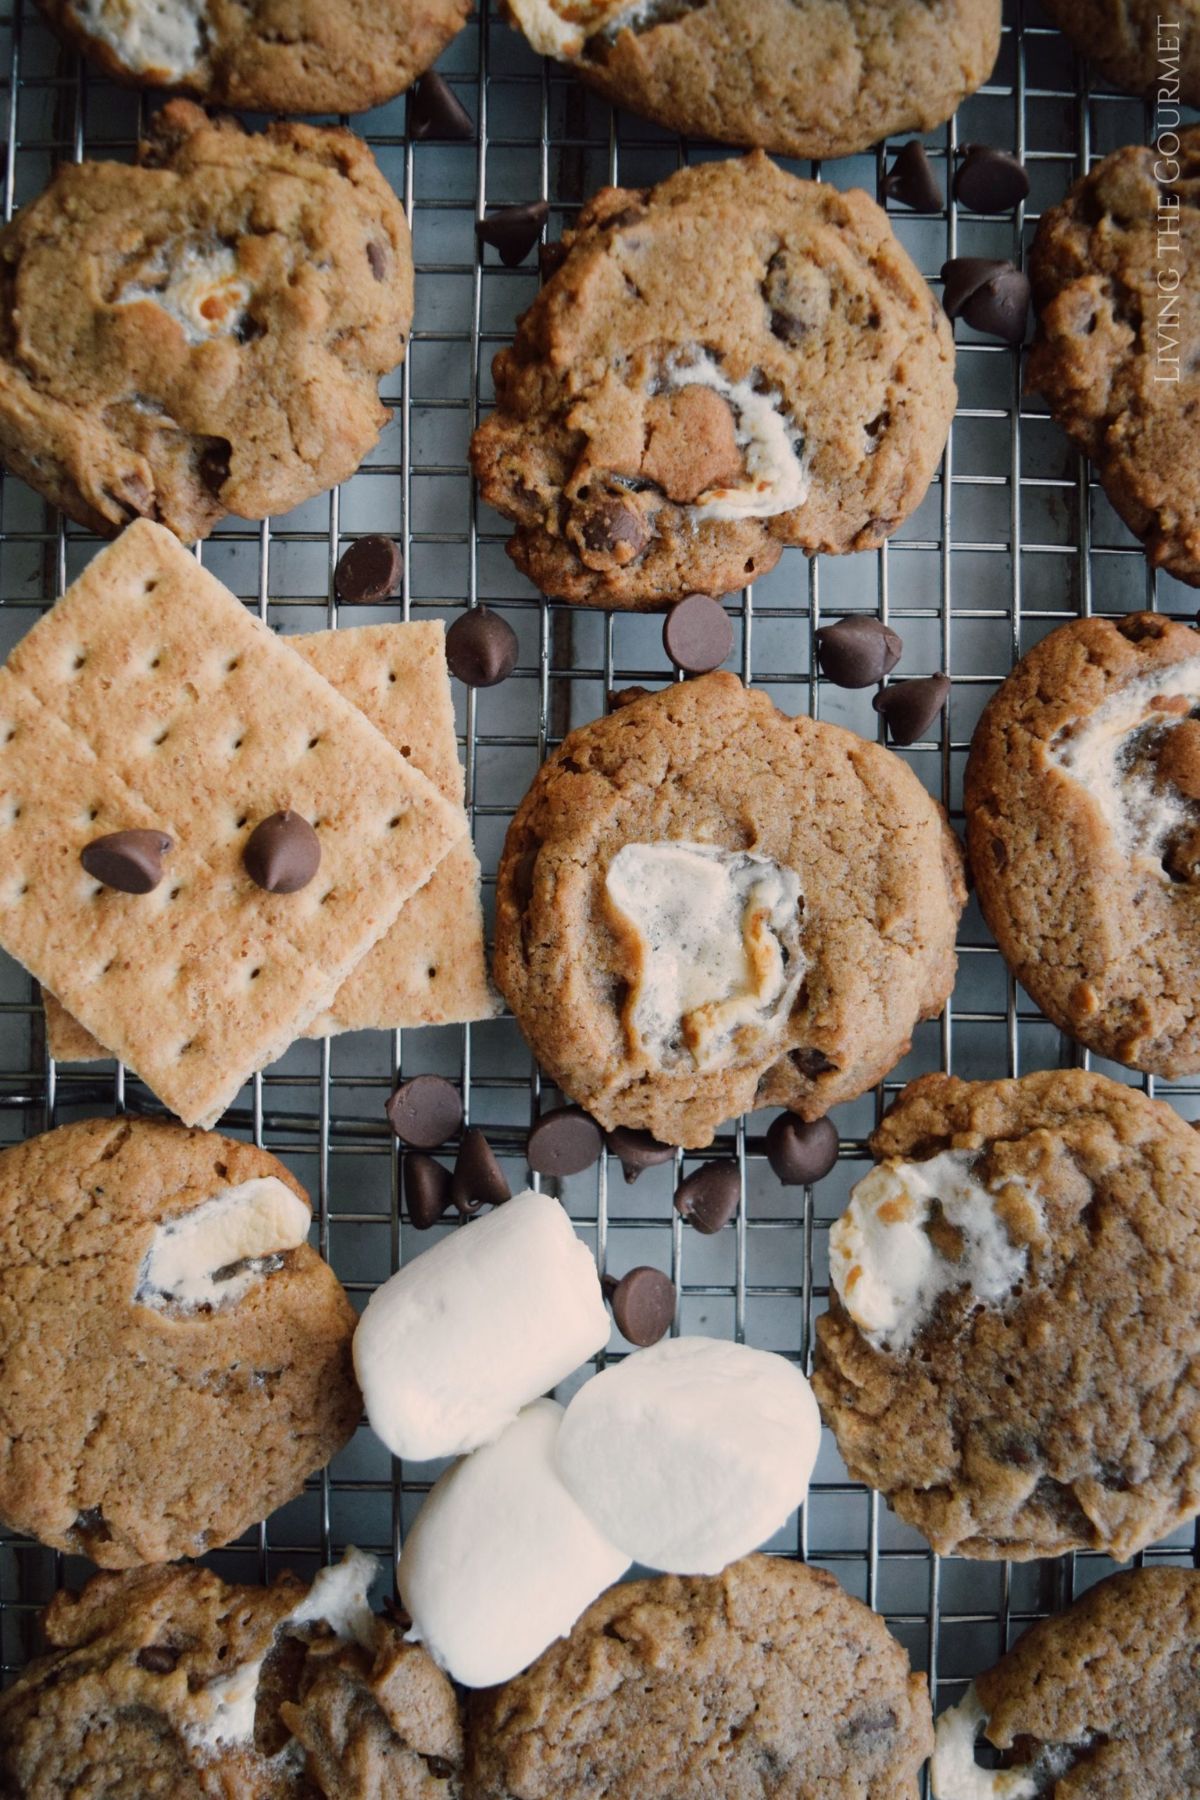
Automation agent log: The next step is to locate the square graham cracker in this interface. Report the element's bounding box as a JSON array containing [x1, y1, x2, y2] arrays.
[[0, 521, 463, 1125]]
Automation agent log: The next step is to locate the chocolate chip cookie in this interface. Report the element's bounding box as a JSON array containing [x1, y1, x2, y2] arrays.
[[1041, 1, 1200, 102], [0, 1551, 464, 1799], [0, 1116, 360, 1567], [932, 1566, 1200, 1799], [37, 0, 472, 114], [0, 101, 412, 542], [501, 0, 1000, 161], [493, 674, 965, 1148], [814, 1069, 1200, 1561], [471, 153, 957, 609], [966, 612, 1200, 1075], [465, 1556, 933, 1800], [1027, 130, 1200, 585]]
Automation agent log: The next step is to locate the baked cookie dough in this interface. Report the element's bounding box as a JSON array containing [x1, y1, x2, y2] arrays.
[[0, 100, 412, 542], [37, 0, 472, 114], [0, 1550, 464, 1799], [966, 612, 1200, 1075], [465, 1556, 933, 1800], [493, 673, 965, 1148], [1041, 0, 1200, 102], [932, 1566, 1200, 1799], [1027, 131, 1200, 586], [471, 153, 957, 609], [0, 1116, 360, 1567], [504, 0, 999, 162], [814, 1069, 1200, 1561]]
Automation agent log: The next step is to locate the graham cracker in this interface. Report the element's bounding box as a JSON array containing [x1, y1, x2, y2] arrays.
[[1, 520, 463, 1125]]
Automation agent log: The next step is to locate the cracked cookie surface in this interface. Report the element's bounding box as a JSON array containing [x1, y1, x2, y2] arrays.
[[1028, 131, 1200, 585], [1041, 0, 1200, 101], [0, 100, 412, 542], [471, 153, 957, 609], [814, 1069, 1200, 1561], [492, 673, 965, 1148], [966, 612, 1200, 1074], [0, 1115, 360, 1567]]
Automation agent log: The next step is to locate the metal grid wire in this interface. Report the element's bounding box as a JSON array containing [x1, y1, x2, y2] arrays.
[[1, 0, 1199, 1782]]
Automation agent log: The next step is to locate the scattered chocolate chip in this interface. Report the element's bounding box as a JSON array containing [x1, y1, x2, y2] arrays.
[[674, 1161, 741, 1234], [882, 141, 944, 213], [814, 616, 903, 689], [607, 1126, 677, 1183], [873, 674, 952, 745], [940, 257, 1030, 346], [81, 829, 172, 895], [408, 70, 474, 142], [451, 1127, 511, 1213], [445, 607, 518, 687], [404, 1152, 453, 1228], [136, 1644, 180, 1674], [386, 1074, 463, 1149], [527, 1106, 603, 1177], [791, 1047, 837, 1078], [243, 810, 321, 894], [581, 497, 650, 560], [606, 1266, 676, 1347], [955, 145, 1030, 214], [334, 535, 402, 605], [662, 594, 734, 675], [764, 1114, 839, 1185], [539, 241, 569, 283], [476, 200, 550, 268]]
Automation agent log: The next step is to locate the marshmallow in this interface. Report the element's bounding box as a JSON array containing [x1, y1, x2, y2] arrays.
[[555, 1336, 821, 1574], [503, 0, 636, 58], [118, 242, 251, 345], [399, 1399, 629, 1688], [134, 1176, 311, 1312], [353, 1189, 610, 1462], [931, 1687, 1041, 1800], [72, 0, 206, 83], [664, 353, 809, 522]]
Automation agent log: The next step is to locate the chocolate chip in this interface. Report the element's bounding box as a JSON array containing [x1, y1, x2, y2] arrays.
[[366, 241, 388, 281], [764, 1114, 839, 1185], [527, 1106, 603, 1177], [539, 241, 569, 283], [581, 497, 650, 560], [606, 1266, 676, 1346], [476, 201, 550, 268], [940, 257, 1030, 346], [607, 1126, 677, 1183], [814, 616, 903, 689], [674, 1161, 741, 1234], [197, 438, 231, 499], [873, 674, 952, 745], [408, 70, 474, 141], [334, 535, 402, 605], [445, 607, 518, 687], [386, 1074, 463, 1149], [136, 1644, 180, 1674], [404, 1152, 453, 1228], [955, 145, 1030, 214], [451, 1127, 511, 1213], [243, 810, 321, 894], [427, 1758, 455, 1781], [882, 141, 944, 213], [791, 1047, 836, 1078], [662, 594, 733, 675], [81, 829, 172, 895]]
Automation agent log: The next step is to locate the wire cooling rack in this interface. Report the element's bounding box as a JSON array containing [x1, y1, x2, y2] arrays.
[[1, 0, 1199, 1786]]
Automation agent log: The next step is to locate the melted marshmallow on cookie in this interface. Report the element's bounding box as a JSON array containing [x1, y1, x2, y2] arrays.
[[134, 1176, 310, 1311], [932, 1685, 1082, 1800], [503, 0, 655, 59], [664, 352, 809, 522], [71, 0, 206, 82], [117, 240, 251, 345]]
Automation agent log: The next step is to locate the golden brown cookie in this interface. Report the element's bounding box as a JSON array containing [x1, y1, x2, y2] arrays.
[[0, 1116, 360, 1567], [1041, 0, 1200, 101], [965, 612, 1200, 1075], [0, 101, 412, 542], [493, 674, 965, 1148], [815, 1070, 1200, 1561], [471, 153, 957, 609]]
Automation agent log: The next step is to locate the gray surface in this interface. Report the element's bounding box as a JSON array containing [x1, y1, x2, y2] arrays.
[[0, 0, 1197, 1785]]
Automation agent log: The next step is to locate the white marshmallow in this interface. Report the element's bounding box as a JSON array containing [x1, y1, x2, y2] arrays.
[[399, 1399, 629, 1688], [503, 0, 640, 59], [134, 1176, 310, 1312], [353, 1189, 610, 1462], [118, 241, 251, 346], [71, 0, 206, 82], [931, 1687, 1041, 1800], [555, 1336, 821, 1574], [664, 353, 809, 523]]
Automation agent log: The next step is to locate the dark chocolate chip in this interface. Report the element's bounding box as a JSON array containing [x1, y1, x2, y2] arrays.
[[941, 258, 1030, 345], [445, 607, 518, 687], [674, 1161, 741, 1234], [955, 145, 1030, 214], [404, 1152, 453, 1228], [791, 1047, 836, 1078], [662, 594, 734, 675], [606, 1265, 676, 1346], [581, 497, 650, 559], [197, 438, 231, 498], [539, 241, 569, 283], [882, 141, 944, 213], [243, 810, 321, 894], [764, 1114, 839, 1185], [814, 616, 903, 689], [873, 674, 952, 745], [476, 200, 550, 268], [427, 1758, 456, 1781], [408, 70, 474, 141], [451, 1127, 511, 1213], [527, 1106, 604, 1177], [81, 829, 172, 895], [136, 1644, 180, 1674], [366, 240, 388, 281], [606, 1126, 677, 1183], [334, 535, 402, 605], [386, 1074, 463, 1149], [940, 256, 1008, 318]]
